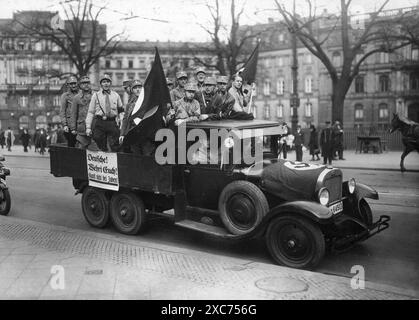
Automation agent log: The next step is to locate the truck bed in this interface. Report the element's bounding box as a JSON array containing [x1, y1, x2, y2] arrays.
[[49, 144, 176, 195]]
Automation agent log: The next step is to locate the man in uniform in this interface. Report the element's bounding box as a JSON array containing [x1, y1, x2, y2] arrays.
[[85, 74, 123, 152], [196, 76, 217, 114], [60, 75, 79, 147], [174, 83, 204, 125], [166, 78, 174, 91], [69, 76, 93, 149], [170, 71, 188, 103], [320, 120, 334, 165], [195, 67, 206, 92], [211, 75, 235, 119]]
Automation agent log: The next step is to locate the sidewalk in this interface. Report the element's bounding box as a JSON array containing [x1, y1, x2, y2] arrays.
[[0, 215, 418, 300], [2, 146, 419, 171]]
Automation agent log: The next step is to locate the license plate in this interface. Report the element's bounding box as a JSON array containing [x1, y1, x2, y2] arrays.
[[329, 201, 343, 215]]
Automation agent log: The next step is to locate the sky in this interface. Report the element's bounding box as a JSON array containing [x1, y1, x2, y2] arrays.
[[1, 0, 418, 42]]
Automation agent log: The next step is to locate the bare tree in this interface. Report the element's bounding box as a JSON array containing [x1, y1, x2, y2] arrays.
[[10, 0, 123, 77], [193, 0, 270, 76], [275, 0, 412, 123]]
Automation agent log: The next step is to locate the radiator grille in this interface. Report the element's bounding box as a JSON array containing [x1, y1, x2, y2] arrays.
[[323, 172, 342, 203]]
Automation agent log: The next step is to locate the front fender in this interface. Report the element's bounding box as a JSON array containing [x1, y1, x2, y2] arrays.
[[265, 201, 333, 224], [343, 181, 378, 200]]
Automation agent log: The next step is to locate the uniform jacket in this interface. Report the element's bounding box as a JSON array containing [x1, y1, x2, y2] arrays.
[[70, 90, 92, 134], [174, 98, 201, 122], [196, 91, 216, 114], [211, 90, 235, 118], [170, 86, 186, 103], [59, 89, 79, 127], [86, 89, 123, 131], [320, 127, 333, 156], [294, 130, 304, 146]]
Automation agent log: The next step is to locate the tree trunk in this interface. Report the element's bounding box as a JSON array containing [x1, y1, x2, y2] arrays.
[[331, 80, 351, 125]]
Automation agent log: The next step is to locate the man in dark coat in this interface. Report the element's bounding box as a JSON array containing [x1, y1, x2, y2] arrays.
[[320, 121, 333, 165], [294, 125, 304, 162], [332, 120, 345, 160], [20, 129, 31, 152]]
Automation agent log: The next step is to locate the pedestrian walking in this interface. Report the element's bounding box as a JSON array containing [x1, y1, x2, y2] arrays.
[[0, 131, 5, 149], [20, 129, 31, 152], [294, 125, 304, 162], [308, 124, 320, 161], [60, 75, 79, 147], [320, 121, 334, 165], [85, 74, 123, 152], [332, 120, 345, 160], [39, 128, 47, 155], [5, 127, 15, 152]]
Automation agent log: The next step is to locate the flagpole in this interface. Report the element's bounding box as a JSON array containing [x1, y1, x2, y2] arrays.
[[248, 83, 255, 115]]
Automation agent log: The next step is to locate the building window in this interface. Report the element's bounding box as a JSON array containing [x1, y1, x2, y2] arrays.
[[37, 96, 44, 108], [410, 72, 419, 90], [263, 79, 271, 95], [355, 75, 364, 93], [35, 59, 43, 70], [276, 78, 284, 95], [355, 104, 364, 120], [116, 73, 124, 84], [265, 59, 270, 68], [53, 95, 61, 107], [278, 33, 285, 42], [128, 60, 133, 68], [278, 57, 283, 67], [117, 60, 122, 69], [304, 103, 312, 117], [379, 74, 390, 92], [264, 105, 270, 119], [378, 103, 389, 120], [17, 41, 25, 51], [412, 47, 419, 60], [276, 104, 284, 118], [19, 116, 29, 128], [19, 96, 28, 107], [305, 53, 312, 64], [36, 115, 47, 129], [127, 73, 135, 80], [305, 76, 313, 93], [105, 60, 111, 68], [379, 52, 389, 64], [34, 41, 42, 51], [332, 51, 341, 66]]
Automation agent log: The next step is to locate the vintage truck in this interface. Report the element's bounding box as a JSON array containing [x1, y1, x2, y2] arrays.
[[49, 119, 390, 269]]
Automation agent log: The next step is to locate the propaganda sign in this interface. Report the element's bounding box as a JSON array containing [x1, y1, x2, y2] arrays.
[[86, 150, 119, 191]]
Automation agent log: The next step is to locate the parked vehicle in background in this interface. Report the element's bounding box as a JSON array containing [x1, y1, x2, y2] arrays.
[[0, 155, 11, 216]]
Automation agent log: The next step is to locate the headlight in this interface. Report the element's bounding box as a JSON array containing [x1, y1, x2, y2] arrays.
[[348, 178, 356, 194], [318, 188, 330, 206]]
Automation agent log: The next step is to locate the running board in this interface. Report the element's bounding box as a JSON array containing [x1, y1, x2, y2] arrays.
[[175, 219, 235, 239]]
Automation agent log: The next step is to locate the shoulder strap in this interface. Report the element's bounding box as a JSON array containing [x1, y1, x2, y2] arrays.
[[95, 92, 106, 115]]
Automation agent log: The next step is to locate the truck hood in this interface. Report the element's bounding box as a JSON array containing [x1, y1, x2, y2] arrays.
[[246, 159, 328, 201]]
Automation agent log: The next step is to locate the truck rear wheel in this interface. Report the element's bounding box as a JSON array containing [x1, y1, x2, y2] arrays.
[[0, 188, 11, 216], [110, 192, 146, 235], [218, 181, 268, 235], [81, 187, 110, 228], [266, 215, 325, 269]]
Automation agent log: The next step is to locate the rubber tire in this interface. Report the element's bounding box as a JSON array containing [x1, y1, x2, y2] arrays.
[[81, 187, 110, 228], [0, 188, 11, 216], [266, 215, 325, 270], [110, 192, 146, 235], [218, 181, 269, 235]]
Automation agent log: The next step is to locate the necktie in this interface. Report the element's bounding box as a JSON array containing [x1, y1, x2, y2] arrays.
[[104, 92, 111, 116]]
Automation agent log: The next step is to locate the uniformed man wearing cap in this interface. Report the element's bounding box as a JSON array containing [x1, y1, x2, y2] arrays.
[[196, 76, 217, 115], [85, 74, 123, 152], [173, 82, 206, 126], [69, 76, 94, 149], [195, 67, 206, 92], [170, 71, 188, 103], [60, 75, 79, 147], [211, 75, 236, 119], [166, 78, 174, 91]]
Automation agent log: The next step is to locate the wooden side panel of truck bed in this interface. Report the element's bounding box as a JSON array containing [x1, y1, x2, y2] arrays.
[[49, 144, 175, 195]]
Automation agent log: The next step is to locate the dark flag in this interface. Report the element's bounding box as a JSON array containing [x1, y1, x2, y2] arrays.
[[124, 47, 171, 146], [238, 41, 260, 85]]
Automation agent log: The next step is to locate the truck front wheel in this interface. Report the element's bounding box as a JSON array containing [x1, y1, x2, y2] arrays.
[[110, 193, 146, 235], [266, 215, 325, 269], [81, 187, 110, 228]]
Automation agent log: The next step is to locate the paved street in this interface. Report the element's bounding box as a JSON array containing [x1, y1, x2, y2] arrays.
[[1, 149, 419, 299]]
